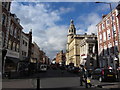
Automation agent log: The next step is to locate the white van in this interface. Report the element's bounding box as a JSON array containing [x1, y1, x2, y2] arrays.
[[40, 64, 47, 72]]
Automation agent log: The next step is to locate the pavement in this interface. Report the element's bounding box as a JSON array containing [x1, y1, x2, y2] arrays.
[[90, 79, 120, 89], [2, 78, 120, 90], [1, 87, 120, 90], [1, 70, 120, 90]]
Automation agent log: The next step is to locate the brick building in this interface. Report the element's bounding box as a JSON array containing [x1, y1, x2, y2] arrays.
[[116, 3, 120, 67], [96, 9, 119, 69], [56, 50, 66, 65]]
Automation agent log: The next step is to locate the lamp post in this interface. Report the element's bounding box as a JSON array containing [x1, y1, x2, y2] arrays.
[[96, 2, 117, 69]]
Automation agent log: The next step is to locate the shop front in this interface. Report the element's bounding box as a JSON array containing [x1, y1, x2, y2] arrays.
[[4, 49, 20, 73]]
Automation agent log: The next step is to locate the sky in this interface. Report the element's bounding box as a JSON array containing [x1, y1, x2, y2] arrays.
[[10, 0, 118, 59]]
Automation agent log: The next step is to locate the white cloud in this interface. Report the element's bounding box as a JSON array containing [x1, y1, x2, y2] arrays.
[[11, 2, 70, 59], [77, 13, 101, 35], [76, 29, 85, 34], [59, 7, 75, 14]]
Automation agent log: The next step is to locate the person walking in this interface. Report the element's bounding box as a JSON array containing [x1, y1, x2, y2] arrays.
[[83, 66, 89, 88], [79, 65, 84, 86]]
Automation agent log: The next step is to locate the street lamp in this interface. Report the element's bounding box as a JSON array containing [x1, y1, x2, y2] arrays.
[[95, 2, 117, 69]]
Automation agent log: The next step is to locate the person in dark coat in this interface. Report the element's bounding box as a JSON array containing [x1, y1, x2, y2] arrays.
[[79, 65, 89, 88], [79, 65, 85, 86], [83, 66, 89, 88]]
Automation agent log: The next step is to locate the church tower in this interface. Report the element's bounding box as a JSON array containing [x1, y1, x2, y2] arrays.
[[66, 20, 76, 65], [67, 20, 76, 43]]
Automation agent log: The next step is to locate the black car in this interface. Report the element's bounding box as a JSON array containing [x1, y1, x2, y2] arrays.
[[67, 66, 74, 72], [91, 68, 116, 82], [72, 67, 80, 73]]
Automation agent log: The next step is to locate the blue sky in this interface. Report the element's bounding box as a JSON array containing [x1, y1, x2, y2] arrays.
[[11, 1, 118, 59]]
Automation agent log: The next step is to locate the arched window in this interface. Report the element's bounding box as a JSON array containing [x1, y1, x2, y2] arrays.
[[14, 28, 17, 38], [13, 42, 16, 51], [17, 44, 19, 52], [10, 24, 14, 35], [17, 30, 20, 39], [8, 40, 12, 49]]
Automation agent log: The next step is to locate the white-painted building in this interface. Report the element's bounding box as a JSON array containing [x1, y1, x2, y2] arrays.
[[79, 34, 98, 69], [19, 31, 29, 60]]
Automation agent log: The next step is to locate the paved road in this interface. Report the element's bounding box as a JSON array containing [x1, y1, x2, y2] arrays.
[[2, 77, 81, 89], [2, 69, 120, 89], [7, 69, 79, 79], [2, 77, 120, 89]]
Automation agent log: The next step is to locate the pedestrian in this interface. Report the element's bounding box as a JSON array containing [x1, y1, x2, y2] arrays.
[[83, 66, 88, 88], [79, 65, 84, 86]]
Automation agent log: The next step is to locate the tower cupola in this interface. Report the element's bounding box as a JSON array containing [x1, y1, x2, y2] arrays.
[[68, 19, 76, 35]]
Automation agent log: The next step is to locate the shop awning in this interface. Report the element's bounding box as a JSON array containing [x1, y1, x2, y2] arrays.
[[6, 56, 20, 64]]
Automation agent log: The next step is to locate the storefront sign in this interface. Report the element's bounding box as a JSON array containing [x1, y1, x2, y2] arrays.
[[6, 49, 19, 58]]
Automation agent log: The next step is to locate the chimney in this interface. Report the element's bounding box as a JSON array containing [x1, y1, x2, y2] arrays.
[[102, 14, 107, 19]]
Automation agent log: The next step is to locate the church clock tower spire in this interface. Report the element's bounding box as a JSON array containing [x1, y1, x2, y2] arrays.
[[68, 19, 76, 35], [67, 19, 76, 43]]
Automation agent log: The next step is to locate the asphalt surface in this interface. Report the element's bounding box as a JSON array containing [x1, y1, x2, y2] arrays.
[[2, 69, 120, 90]]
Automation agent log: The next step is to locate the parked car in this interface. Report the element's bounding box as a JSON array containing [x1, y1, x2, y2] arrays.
[[72, 67, 80, 73], [39, 64, 47, 72], [91, 68, 116, 82], [59, 65, 66, 70], [67, 66, 74, 72], [87, 69, 93, 77]]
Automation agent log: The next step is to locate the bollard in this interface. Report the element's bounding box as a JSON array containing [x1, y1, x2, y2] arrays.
[[37, 78, 40, 90]]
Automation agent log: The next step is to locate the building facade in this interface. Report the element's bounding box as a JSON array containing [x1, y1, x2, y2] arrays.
[[79, 33, 98, 69], [2, 2, 24, 72], [66, 20, 97, 67], [2, 2, 11, 48], [116, 3, 120, 67], [66, 20, 82, 67], [31, 42, 40, 63], [19, 31, 29, 60], [96, 9, 119, 69], [5, 13, 23, 72], [56, 50, 66, 65]]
